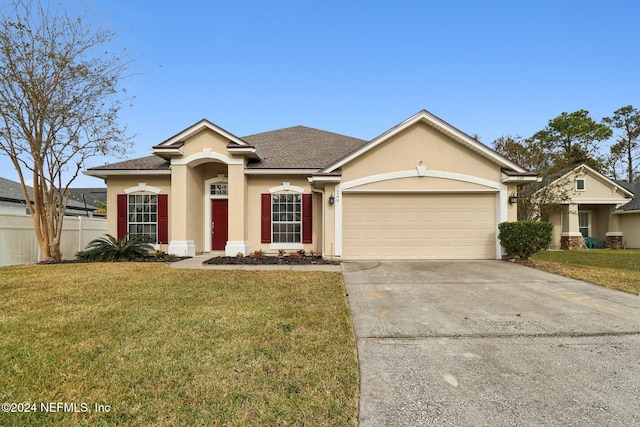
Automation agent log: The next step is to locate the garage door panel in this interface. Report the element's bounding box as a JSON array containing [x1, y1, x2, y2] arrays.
[[342, 193, 496, 259]]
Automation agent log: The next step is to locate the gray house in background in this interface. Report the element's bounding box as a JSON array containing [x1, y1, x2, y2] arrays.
[[0, 176, 106, 217]]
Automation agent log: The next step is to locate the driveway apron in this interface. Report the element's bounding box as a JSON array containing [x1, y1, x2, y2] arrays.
[[342, 260, 640, 426]]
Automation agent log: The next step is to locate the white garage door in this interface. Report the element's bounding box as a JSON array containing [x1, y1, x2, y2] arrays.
[[342, 193, 496, 259]]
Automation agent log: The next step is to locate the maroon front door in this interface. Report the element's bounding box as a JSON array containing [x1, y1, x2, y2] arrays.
[[211, 199, 228, 250]]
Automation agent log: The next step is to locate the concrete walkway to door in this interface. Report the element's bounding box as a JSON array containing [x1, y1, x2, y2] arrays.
[[342, 260, 640, 426]]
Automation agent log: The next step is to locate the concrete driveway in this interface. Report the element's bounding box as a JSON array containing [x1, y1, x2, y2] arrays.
[[342, 260, 640, 426]]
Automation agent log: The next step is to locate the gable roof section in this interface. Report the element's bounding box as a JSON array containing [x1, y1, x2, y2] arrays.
[[151, 119, 263, 160], [154, 118, 251, 148], [320, 110, 531, 175], [544, 164, 635, 199], [243, 126, 368, 170]]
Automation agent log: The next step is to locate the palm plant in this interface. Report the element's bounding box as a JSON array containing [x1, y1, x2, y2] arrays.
[[76, 234, 154, 261]]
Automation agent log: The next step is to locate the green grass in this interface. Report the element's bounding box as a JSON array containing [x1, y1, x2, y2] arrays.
[[530, 249, 640, 295], [0, 264, 358, 426]]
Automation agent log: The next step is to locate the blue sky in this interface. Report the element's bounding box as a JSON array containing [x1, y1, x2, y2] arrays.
[[2, 0, 640, 187]]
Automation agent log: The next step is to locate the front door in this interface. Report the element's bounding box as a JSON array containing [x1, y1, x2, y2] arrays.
[[211, 199, 228, 250]]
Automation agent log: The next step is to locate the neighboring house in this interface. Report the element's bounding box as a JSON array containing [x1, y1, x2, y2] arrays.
[[0, 176, 103, 217], [84, 110, 537, 259], [68, 188, 107, 216], [540, 164, 640, 249]]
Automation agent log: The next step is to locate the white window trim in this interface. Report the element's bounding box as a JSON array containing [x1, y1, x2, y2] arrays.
[[127, 193, 159, 244], [576, 178, 586, 192], [268, 182, 305, 194], [269, 192, 303, 248], [124, 183, 161, 194], [204, 175, 228, 252], [578, 210, 592, 237]]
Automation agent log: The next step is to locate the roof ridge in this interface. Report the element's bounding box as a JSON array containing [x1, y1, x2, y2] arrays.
[[242, 125, 366, 142]]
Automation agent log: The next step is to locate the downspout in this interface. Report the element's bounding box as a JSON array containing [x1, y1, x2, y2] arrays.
[[310, 187, 325, 257]]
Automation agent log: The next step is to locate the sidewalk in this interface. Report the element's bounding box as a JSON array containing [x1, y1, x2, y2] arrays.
[[169, 255, 342, 272]]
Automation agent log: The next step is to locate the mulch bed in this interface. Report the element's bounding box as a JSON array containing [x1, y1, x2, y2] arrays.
[[203, 255, 339, 265], [40, 256, 191, 264]]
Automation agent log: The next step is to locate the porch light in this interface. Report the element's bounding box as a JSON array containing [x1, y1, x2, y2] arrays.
[[328, 194, 335, 205], [508, 192, 518, 205]]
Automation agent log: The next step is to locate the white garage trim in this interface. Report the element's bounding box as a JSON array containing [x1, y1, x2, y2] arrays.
[[334, 169, 507, 258]]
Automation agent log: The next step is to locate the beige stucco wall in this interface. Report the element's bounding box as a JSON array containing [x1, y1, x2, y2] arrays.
[[105, 175, 172, 248], [548, 210, 562, 249], [180, 129, 232, 157], [620, 214, 640, 248], [246, 175, 320, 254], [341, 122, 501, 184], [507, 184, 518, 222]]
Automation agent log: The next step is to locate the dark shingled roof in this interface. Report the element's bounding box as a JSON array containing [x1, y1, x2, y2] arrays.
[[0, 176, 100, 210], [242, 126, 368, 169], [615, 180, 640, 211], [90, 155, 170, 171], [87, 126, 366, 173], [0, 176, 28, 202]]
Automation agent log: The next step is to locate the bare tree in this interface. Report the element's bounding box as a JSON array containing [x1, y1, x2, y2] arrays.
[[603, 105, 640, 182], [0, 0, 133, 261]]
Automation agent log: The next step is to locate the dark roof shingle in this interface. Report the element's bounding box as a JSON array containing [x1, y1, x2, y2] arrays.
[[242, 126, 367, 169], [90, 156, 170, 171], [615, 180, 640, 211], [0, 176, 101, 210]]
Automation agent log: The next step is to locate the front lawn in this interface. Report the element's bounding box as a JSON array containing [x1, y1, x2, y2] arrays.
[[530, 249, 640, 295], [0, 264, 358, 426]]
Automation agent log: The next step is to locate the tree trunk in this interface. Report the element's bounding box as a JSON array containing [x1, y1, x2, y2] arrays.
[[628, 138, 634, 183]]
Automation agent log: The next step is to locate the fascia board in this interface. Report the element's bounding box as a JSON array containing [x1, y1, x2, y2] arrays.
[[155, 119, 249, 147]]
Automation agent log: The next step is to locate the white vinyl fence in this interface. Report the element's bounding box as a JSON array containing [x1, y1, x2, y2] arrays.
[[0, 214, 107, 266]]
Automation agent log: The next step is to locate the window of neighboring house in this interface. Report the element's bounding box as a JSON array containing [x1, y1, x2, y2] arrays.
[[128, 194, 158, 242], [272, 193, 302, 243], [576, 178, 586, 191], [578, 211, 591, 237]]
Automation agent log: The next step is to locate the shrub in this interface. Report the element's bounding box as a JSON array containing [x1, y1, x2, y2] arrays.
[[288, 251, 302, 260], [278, 249, 286, 257], [76, 234, 154, 262], [236, 252, 244, 259], [252, 249, 266, 259], [498, 221, 553, 260]]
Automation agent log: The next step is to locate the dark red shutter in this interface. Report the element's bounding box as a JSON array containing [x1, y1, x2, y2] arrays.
[[117, 194, 127, 240], [302, 193, 312, 244], [157, 194, 168, 244], [261, 193, 271, 243]]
